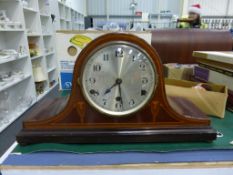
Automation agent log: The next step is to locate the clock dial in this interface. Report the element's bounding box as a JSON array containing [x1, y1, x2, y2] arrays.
[[81, 42, 157, 116]]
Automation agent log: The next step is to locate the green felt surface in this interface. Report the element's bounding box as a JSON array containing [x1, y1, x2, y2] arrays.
[[14, 110, 233, 154]]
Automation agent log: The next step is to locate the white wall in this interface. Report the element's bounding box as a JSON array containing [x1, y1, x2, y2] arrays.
[[58, 0, 86, 15], [182, 0, 232, 16], [228, 0, 233, 15], [87, 0, 182, 16], [65, 0, 86, 15]]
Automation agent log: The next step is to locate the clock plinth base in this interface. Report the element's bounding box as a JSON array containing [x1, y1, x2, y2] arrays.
[[17, 127, 216, 146]]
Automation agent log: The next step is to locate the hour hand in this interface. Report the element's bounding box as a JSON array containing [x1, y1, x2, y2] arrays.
[[103, 83, 116, 95], [104, 88, 112, 95], [103, 78, 122, 95]]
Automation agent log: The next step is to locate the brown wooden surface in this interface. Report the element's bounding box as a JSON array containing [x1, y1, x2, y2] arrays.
[[20, 96, 209, 123], [17, 33, 216, 145], [151, 29, 233, 64], [22, 33, 210, 129]]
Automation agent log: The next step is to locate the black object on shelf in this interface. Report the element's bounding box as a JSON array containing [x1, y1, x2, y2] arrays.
[[84, 16, 93, 29]]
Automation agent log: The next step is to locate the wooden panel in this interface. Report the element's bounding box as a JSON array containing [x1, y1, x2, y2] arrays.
[[151, 29, 233, 64]]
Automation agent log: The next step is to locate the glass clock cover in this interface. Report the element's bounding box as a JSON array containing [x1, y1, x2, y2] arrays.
[[81, 42, 157, 116]]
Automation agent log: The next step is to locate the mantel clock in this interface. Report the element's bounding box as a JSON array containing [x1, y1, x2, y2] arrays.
[[17, 33, 216, 145]]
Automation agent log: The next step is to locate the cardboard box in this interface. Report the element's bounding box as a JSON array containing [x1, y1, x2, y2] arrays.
[[164, 63, 196, 80], [165, 79, 228, 118], [194, 65, 233, 91]]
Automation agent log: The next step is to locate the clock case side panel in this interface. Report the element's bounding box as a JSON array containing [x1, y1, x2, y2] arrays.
[[17, 33, 216, 145]]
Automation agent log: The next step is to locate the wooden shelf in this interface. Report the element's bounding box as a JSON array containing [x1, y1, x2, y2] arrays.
[[40, 13, 50, 17], [30, 55, 43, 60], [27, 33, 41, 37], [47, 67, 56, 73], [42, 33, 53, 36], [37, 87, 51, 101], [0, 29, 24, 32], [23, 7, 38, 13], [45, 52, 54, 56], [0, 54, 28, 65], [0, 74, 31, 93], [49, 81, 58, 90]]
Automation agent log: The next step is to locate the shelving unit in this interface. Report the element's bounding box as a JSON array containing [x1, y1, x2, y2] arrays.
[[58, 1, 72, 30], [71, 8, 85, 30], [50, 0, 85, 30], [201, 16, 233, 30], [0, 0, 84, 133], [0, 0, 58, 133]]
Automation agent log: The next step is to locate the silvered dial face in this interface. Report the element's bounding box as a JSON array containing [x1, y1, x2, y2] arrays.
[[81, 42, 157, 116]]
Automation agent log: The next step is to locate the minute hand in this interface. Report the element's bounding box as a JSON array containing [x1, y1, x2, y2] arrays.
[[118, 83, 123, 107]]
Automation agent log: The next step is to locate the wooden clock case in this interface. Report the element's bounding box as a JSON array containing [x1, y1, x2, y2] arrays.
[[17, 33, 216, 145]]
